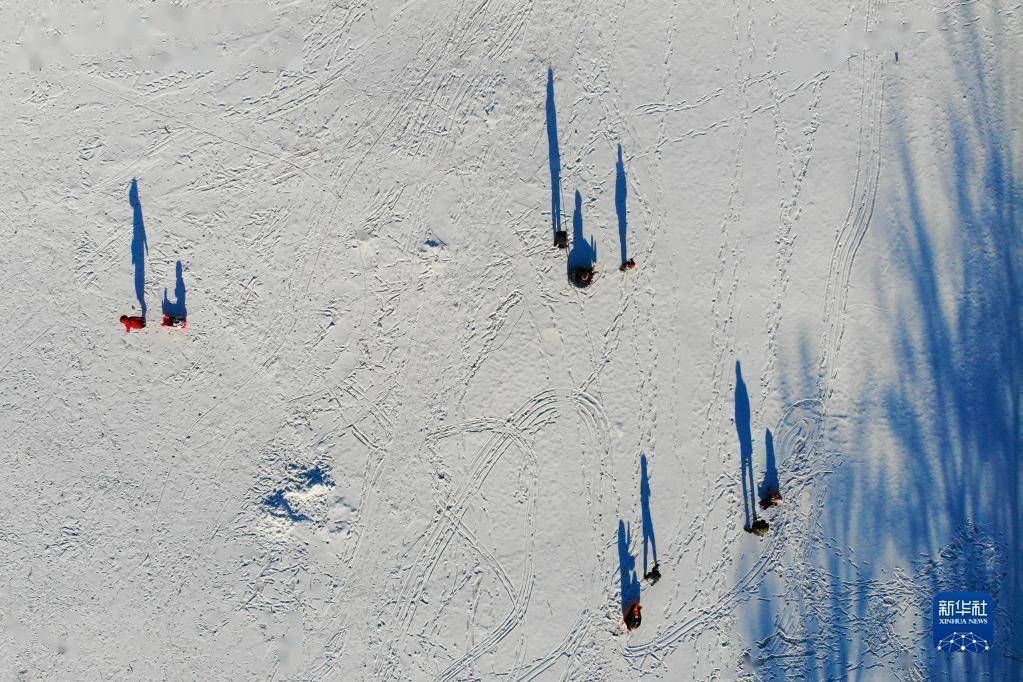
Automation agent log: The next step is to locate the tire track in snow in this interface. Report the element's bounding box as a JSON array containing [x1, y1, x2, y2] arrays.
[[434, 425, 538, 682], [816, 30, 886, 408], [514, 609, 592, 681], [511, 390, 614, 681], [380, 391, 557, 677], [373, 388, 610, 679]]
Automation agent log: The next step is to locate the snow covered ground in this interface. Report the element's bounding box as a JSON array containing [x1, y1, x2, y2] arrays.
[[1, 1, 1019, 679]]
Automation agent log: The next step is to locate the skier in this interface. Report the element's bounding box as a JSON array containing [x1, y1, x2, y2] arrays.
[[644, 563, 661, 585], [759, 490, 783, 510], [619, 258, 636, 272], [624, 602, 643, 631], [570, 266, 595, 288], [554, 229, 568, 249], [120, 315, 145, 332], [744, 519, 770, 537], [162, 314, 188, 328]]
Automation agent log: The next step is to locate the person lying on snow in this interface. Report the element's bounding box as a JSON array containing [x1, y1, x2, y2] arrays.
[[120, 315, 145, 332]]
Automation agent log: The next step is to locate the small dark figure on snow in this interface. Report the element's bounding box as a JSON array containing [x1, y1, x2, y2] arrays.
[[619, 258, 636, 272], [120, 315, 145, 332], [624, 602, 643, 631], [759, 490, 783, 510], [554, 230, 568, 249], [570, 266, 594, 288], [162, 314, 188, 328], [745, 519, 770, 537], [644, 563, 661, 585]]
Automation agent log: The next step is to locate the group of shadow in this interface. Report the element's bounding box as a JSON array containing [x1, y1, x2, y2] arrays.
[[547, 69, 636, 289], [120, 179, 189, 333], [615, 363, 784, 633], [617, 453, 661, 632], [735, 361, 783, 537]]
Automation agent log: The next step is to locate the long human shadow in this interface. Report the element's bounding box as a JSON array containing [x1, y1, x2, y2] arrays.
[[640, 453, 657, 573], [162, 260, 187, 319], [129, 178, 148, 321], [615, 144, 629, 266], [757, 428, 779, 502], [617, 520, 641, 615], [567, 190, 596, 271], [545, 67, 563, 239], [735, 361, 757, 529]]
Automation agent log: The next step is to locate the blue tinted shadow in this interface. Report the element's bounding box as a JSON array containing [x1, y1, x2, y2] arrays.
[[546, 68, 563, 237], [567, 190, 596, 270], [129, 178, 148, 320], [735, 361, 757, 528], [162, 260, 187, 319], [758, 428, 779, 500], [615, 144, 629, 265], [640, 453, 657, 572], [617, 520, 641, 614], [264, 492, 311, 522]]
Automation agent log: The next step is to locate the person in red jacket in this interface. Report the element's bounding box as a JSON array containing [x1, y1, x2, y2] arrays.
[[120, 315, 145, 332]]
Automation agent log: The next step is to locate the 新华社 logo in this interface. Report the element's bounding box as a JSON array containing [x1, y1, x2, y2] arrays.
[[933, 592, 993, 653]]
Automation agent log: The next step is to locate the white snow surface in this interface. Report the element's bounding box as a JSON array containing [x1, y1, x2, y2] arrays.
[[1, 1, 1020, 680]]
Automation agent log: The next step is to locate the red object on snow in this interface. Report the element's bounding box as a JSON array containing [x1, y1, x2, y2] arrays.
[[120, 315, 145, 332], [162, 314, 188, 328]]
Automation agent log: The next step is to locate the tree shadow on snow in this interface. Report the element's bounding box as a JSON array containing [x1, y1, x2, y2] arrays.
[[737, 7, 1021, 679]]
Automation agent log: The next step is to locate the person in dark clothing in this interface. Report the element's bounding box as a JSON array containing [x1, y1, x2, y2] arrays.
[[745, 519, 770, 537], [619, 258, 636, 272], [554, 230, 568, 248], [162, 314, 188, 328], [570, 266, 594, 288], [120, 315, 145, 332], [644, 563, 661, 585], [624, 602, 642, 631], [759, 491, 783, 510]]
